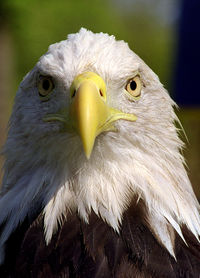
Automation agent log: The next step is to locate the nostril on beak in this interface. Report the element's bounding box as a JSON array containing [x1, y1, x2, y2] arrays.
[[72, 89, 76, 98], [99, 89, 103, 97]]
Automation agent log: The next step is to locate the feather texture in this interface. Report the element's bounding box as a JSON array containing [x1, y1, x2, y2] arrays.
[[0, 28, 200, 276], [1, 200, 200, 277]]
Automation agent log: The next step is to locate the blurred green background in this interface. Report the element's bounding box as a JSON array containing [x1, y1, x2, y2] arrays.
[[0, 0, 199, 196]]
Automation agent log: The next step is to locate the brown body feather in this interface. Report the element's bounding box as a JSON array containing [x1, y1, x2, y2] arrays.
[[1, 200, 200, 278]]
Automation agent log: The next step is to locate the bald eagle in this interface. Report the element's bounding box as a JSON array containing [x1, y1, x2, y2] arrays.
[[0, 28, 200, 277]]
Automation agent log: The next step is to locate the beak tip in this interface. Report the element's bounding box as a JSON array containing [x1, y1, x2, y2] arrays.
[[85, 153, 91, 160], [84, 146, 93, 160], [81, 134, 95, 160]]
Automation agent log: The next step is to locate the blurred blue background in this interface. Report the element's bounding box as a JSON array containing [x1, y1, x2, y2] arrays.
[[0, 0, 199, 195]]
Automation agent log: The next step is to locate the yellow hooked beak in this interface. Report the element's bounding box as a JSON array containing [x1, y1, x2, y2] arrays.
[[44, 72, 137, 159], [69, 72, 137, 159]]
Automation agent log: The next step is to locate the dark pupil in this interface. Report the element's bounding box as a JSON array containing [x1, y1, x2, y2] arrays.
[[130, 80, 137, 90], [43, 79, 50, 91]]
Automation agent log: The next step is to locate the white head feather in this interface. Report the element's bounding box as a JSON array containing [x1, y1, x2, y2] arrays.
[[0, 28, 200, 262]]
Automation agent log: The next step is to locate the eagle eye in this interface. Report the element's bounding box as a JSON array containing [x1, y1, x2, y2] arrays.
[[38, 75, 54, 100], [125, 75, 141, 99]]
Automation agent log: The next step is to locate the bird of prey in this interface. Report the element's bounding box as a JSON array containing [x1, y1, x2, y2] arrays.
[[0, 28, 200, 277]]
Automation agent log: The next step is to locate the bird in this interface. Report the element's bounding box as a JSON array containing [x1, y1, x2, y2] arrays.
[[0, 28, 200, 277]]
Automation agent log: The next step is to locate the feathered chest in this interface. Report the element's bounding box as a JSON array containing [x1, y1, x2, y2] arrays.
[[1, 199, 200, 278]]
